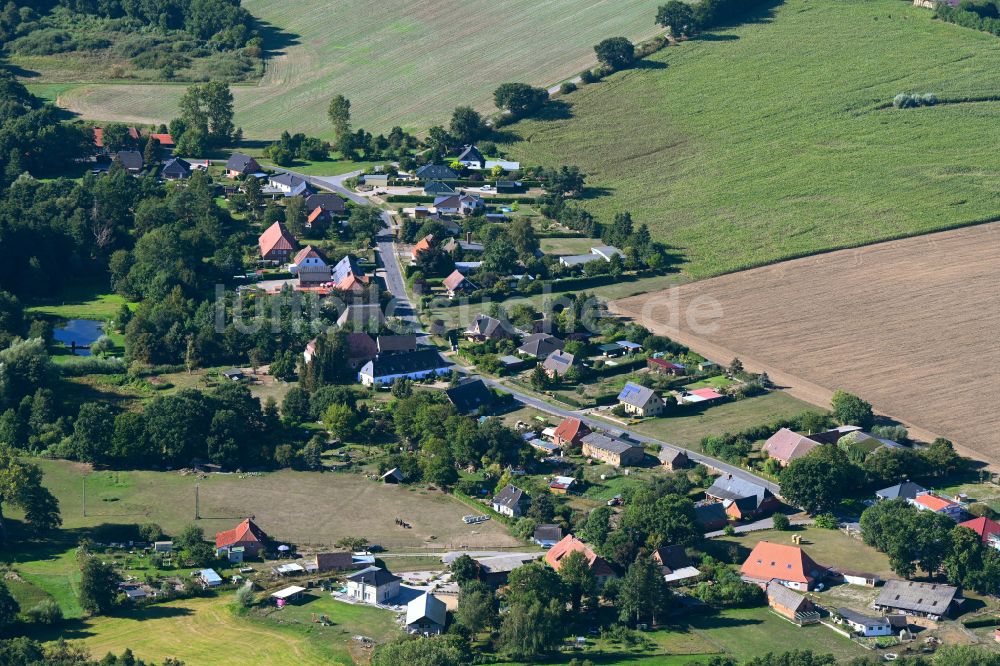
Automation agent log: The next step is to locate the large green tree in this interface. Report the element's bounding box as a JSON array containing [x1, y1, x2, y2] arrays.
[[494, 83, 548, 117], [449, 106, 484, 145], [0, 444, 61, 541], [178, 82, 237, 147], [557, 549, 596, 617], [327, 95, 351, 139], [79, 557, 120, 615], [594, 37, 635, 71], [779, 445, 854, 514], [618, 555, 672, 626], [830, 389, 875, 429], [656, 1, 696, 37]]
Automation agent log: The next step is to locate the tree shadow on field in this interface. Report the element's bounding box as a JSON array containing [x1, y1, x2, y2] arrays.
[[696, 33, 741, 42], [704, 0, 786, 30], [532, 99, 573, 122], [3, 62, 40, 78], [256, 19, 301, 58], [633, 59, 667, 70]]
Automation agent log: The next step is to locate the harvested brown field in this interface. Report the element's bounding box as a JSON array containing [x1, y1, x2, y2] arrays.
[[611, 223, 1000, 464]]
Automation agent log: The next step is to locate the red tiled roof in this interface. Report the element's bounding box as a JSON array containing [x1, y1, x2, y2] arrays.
[[740, 541, 823, 586], [545, 534, 615, 577], [292, 244, 327, 265], [127, 126, 140, 140], [93, 127, 104, 148], [215, 518, 267, 549], [690, 387, 724, 400], [149, 133, 174, 146], [307, 206, 327, 224], [959, 516, 1000, 542], [553, 417, 590, 444], [649, 358, 684, 371], [336, 273, 368, 292], [763, 428, 819, 464], [259, 221, 298, 257], [913, 493, 957, 512], [411, 234, 434, 258]]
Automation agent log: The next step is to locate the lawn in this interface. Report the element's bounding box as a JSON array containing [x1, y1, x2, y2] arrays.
[[18, 458, 521, 552], [26, 279, 128, 321], [53, 0, 669, 138], [596, 390, 815, 451], [505, 0, 1000, 278]]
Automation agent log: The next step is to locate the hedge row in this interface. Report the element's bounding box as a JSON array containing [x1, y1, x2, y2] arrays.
[[386, 194, 538, 205]]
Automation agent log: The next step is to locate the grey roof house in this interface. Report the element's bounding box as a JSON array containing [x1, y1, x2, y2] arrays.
[[358, 349, 451, 386], [518, 333, 564, 359], [542, 350, 575, 377], [875, 480, 927, 501], [161, 157, 191, 180], [415, 164, 459, 181], [457, 144, 486, 168], [424, 181, 456, 196], [445, 377, 495, 414], [492, 484, 528, 517], [116, 150, 143, 173]]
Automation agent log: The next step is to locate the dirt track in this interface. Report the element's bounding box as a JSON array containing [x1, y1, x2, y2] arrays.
[[612, 223, 1000, 465]]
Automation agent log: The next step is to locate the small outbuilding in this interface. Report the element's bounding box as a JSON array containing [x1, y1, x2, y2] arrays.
[[405, 592, 447, 635], [271, 585, 307, 605]]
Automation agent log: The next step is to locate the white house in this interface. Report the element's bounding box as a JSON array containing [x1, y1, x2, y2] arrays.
[[491, 484, 528, 517], [405, 593, 447, 635], [346, 566, 401, 604], [268, 172, 311, 197], [837, 608, 893, 637], [358, 349, 451, 387]]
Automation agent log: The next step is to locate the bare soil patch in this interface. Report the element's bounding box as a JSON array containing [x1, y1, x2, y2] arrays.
[[611, 223, 1000, 464]]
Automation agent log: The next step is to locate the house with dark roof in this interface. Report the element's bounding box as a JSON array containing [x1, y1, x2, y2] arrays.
[[875, 480, 927, 502], [492, 484, 528, 517], [658, 445, 689, 471], [618, 382, 666, 417], [741, 541, 826, 591], [706, 475, 780, 520], [581, 432, 645, 467], [258, 222, 298, 262], [268, 172, 312, 197], [874, 580, 960, 619], [518, 333, 564, 359], [423, 181, 456, 196], [836, 608, 893, 637], [215, 518, 268, 558], [551, 417, 591, 450], [653, 546, 701, 585], [358, 349, 451, 386], [533, 524, 563, 548], [415, 164, 459, 181], [446, 377, 495, 415], [226, 152, 260, 178], [495, 180, 524, 193], [116, 150, 143, 173], [457, 144, 485, 169], [406, 593, 447, 635], [443, 237, 485, 254], [290, 245, 330, 285], [346, 566, 401, 604], [464, 314, 512, 342], [161, 157, 191, 180], [305, 193, 346, 215], [377, 335, 417, 355], [545, 535, 616, 585], [542, 350, 575, 378]]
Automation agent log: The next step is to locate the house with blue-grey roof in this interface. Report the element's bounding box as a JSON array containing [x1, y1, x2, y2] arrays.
[[618, 382, 665, 417]]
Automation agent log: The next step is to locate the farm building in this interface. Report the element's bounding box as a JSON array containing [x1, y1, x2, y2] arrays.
[[406, 593, 447, 635], [545, 535, 616, 586], [518, 333, 564, 359], [740, 541, 826, 591], [258, 221, 298, 262], [446, 377, 495, 414], [474, 553, 539, 586], [377, 334, 417, 355], [361, 173, 388, 187], [226, 152, 260, 178], [908, 492, 963, 520], [307, 552, 355, 573], [837, 608, 893, 637], [271, 586, 306, 604], [533, 524, 563, 548], [153, 541, 173, 553], [551, 417, 591, 450], [580, 432, 645, 467], [492, 484, 529, 517], [381, 468, 404, 484], [530, 439, 562, 456], [658, 445, 689, 471], [835, 569, 881, 587], [542, 350, 575, 378], [617, 383, 665, 417], [694, 502, 729, 531], [346, 566, 401, 605], [548, 476, 576, 494], [358, 349, 451, 386], [874, 580, 961, 620], [215, 518, 268, 558], [766, 582, 817, 624], [648, 358, 686, 376]]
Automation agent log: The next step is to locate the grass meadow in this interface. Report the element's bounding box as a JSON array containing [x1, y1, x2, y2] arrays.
[[50, 0, 668, 137], [506, 0, 1000, 278]]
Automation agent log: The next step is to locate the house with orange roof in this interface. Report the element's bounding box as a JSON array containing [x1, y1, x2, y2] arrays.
[[762, 428, 821, 467], [215, 518, 268, 558], [149, 132, 174, 147], [551, 417, 591, 450], [959, 516, 1000, 547], [545, 535, 616, 585], [258, 221, 298, 262], [908, 492, 963, 521], [740, 541, 826, 591], [442, 270, 477, 297], [411, 234, 434, 259]]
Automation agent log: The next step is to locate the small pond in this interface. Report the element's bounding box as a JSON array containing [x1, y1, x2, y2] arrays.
[[53, 319, 104, 356]]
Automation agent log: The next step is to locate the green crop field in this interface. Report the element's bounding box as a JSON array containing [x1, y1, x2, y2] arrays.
[[505, 0, 1000, 278], [51, 0, 668, 138]]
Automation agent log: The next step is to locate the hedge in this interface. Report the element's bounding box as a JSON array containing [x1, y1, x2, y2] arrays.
[[386, 194, 538, 205], [962, 617, 1000, 629]]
